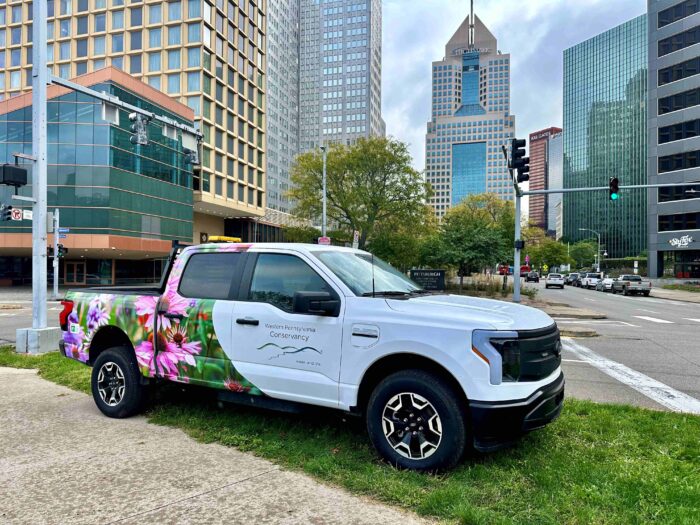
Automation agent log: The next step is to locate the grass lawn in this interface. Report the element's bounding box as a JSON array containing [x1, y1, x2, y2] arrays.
[[2, 345, 699, 524], [662, 284, 700, 293]]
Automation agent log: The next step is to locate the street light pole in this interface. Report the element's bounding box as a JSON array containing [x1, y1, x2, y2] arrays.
[[579, 228, 601, 273], [321, 145, 327, 237]]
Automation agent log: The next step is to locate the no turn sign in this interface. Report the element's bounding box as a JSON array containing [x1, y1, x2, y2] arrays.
[[10, 208, 22, 221]]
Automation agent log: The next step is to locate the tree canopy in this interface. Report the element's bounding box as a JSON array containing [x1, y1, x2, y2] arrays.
[[288, 137, 431, 249]]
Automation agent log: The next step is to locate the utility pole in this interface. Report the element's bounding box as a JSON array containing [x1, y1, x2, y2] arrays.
[[32, 0, 48, 329], [321, 145, 327, 237]]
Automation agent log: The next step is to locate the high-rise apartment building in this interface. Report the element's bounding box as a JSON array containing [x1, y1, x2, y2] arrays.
[[265, 0, 299, 216], [528, 127, 562, 234], [648, 0, 700, 278], [425, 13, 516, 218], [298, 0, 384, 152], [0, 0, 267, 242], [563, 14, 648, 258]]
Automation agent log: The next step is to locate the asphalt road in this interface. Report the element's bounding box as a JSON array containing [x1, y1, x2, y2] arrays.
[[534, 282, 700, 412], [0, 301, 61, 346]]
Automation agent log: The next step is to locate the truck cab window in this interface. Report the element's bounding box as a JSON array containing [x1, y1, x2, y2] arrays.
[[249, 254, 334, 312], [178, 253, 241, 300]]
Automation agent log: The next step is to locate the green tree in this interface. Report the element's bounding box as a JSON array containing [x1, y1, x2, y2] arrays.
[[288, 137, 430, 249], [283, 225, 320, 243], [529, 238, 570, 270], [569, 241, 597, 269], [369, 206, 437, 271]]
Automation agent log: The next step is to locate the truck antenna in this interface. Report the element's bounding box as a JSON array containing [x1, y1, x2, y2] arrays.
[[371, 252, 376, 298]]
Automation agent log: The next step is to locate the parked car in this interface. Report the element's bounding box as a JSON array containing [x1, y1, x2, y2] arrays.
[[58, 242, 564, 472], [596, 278, 615, 292], [611, 274, 652, 296], [525, 271, 540, 283], [520, 265, 532, 277], [581, 273, 602, 289], [545, 273, 565, 289], [571, 275, 583, 288], [565, 273, 580, 286]]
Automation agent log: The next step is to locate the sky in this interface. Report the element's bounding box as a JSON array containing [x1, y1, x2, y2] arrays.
[[381, 0, 647, 170]]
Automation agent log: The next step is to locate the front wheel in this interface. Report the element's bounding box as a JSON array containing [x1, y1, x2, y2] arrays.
[[366, 370, 468, 471], [91, 347, 145, 418]]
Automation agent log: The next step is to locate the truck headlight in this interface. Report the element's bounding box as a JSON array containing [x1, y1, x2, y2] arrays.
[[471, 330, 518, 385]]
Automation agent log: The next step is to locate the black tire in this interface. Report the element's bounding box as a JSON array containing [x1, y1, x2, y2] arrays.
[[623, 289, 628, 296], [91, 347, 145, 418], [366, 369, 467, 471], [644, 292, 650, 297]]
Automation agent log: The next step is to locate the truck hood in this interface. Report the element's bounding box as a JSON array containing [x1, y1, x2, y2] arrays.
[[385, 294, 555, 332]]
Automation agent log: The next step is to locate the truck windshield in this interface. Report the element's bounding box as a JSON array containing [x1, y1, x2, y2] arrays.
[[313, 251, 422, 296], [624, 276, 642, 281]]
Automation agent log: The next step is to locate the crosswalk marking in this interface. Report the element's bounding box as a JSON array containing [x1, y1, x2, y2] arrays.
[[563, 338, 700, 414], [633, 315, 674, 324]]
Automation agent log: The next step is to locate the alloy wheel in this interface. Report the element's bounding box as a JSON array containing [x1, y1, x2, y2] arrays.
[[381, 392, 443, 460], [97, 362, 126, 407]]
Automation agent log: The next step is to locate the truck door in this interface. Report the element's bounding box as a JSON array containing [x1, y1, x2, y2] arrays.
[[225, 252, 344, 408], [154, 250, 244, 388]]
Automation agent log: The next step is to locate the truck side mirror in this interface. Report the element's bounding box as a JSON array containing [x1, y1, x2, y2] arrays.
[[293, 291, 340, 317]]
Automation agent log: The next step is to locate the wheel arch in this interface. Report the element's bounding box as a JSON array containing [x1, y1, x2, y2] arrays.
[[88, 325, 135, 366], [354, 353, 469, 415]]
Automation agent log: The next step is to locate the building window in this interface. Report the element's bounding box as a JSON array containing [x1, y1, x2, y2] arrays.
[[148, 3, 161, 24], [112, 10, 124, 29], [149, 27, 161, 47], [167, 73, 180, 93], [168, 26, 181, 45], [131, 6, 143, 26], [187, 71, 200, 91], [659, 149, 700, 173], [130, 30, 142, 50], [658, 212, 700, 232], [188, 0, 201, 18], [112, 33, 124, 53], [659, 119, 700, 144], [168, 1, 181, 22], [76, 39, 88, 57], [187, 47, 201, 67], [659, 86, 700, 114], [59, 42, 71, 61], [76, 61, 88, 75], [659, 183, 700, 202], [167, 49, 180, 69], [94, 36, 106, 55], [130, 54, 141, 74], [658, 0, 700, 28], [148, 76, 161, 90], [94, 13, 106, 32], [659, 56, 700, 86], [148, 51, 161, 72], [77, 16, 88, 35], [187, 22, 201, 42], [658, 25, 700, 57]]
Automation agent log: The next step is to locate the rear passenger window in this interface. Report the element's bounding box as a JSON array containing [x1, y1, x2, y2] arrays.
[[249, 254, 335, 312], [178, 253, 241, 300]]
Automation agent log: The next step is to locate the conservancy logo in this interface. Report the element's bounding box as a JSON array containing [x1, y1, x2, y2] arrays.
[[668, 235, 694, 248]]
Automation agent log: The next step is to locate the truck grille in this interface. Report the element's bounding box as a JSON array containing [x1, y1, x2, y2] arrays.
[[490, 324, 561, 382]]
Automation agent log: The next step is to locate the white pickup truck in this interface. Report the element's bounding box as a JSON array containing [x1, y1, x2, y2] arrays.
[[59, 242, 564, 471], [612, 275, 652, 296], [581, 272, 602, 290]]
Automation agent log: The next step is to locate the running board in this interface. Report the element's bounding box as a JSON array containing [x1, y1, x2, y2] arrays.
[[216, 390, 310, 414]]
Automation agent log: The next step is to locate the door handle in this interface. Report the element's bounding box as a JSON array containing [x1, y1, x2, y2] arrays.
[[162, 312, 185, 320], [236, 318, 259, 326]]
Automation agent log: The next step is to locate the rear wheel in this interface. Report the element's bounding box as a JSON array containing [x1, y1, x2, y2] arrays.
[[366, 370, 467, 471], [91, 347, 145, 418], [643, 292, 650, 297]]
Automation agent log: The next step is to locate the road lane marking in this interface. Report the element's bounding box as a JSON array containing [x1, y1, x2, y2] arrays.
[[562, 338, 700, 414], [562, 359, 587, 363], [637, 309, 659, 314], [685, 318, 700, 323], [633, 316, 674, 324], [557, 320, 639, 327]]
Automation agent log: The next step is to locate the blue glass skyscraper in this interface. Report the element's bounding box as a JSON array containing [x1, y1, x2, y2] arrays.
[[425, 13, 516, 218]]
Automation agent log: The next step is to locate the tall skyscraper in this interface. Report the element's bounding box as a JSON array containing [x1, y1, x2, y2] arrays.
[[528, 127, 562, 234], [425, 11, 516, 218], [563, 14, 648, 258], [298, 0, 384, 152], [0, 0, 267, 242], [647, 0, 700, 278], [265, 0, 300, 216]]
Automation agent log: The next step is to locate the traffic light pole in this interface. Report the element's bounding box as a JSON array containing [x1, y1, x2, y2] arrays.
[[510, 181, 696, 303], [53, 208, 59, 300]]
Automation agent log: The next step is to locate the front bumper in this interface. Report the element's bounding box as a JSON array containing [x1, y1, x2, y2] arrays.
[[468, 371, 565, 452]]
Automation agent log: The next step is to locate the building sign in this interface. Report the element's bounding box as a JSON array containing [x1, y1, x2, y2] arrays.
[[410, 269, 446, 291], [668, 235, 695, 248]]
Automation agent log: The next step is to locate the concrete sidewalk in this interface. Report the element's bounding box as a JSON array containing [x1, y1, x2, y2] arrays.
[[0, 368, 431, 525], [650, 287, 700, 303]]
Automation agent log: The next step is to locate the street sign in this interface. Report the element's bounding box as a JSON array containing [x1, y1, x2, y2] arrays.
[[634, 268, 638, 275], [58, 227, 70, 233], [525, 254, 530, 264], [59, 234, 67, 239], [22, 209, 33, 220], [318, 236, 331, 246], [10, 208, 22, 221], [634, 260, 639, 268], [352, 230, 359, 249], [543, 264, 549, 273]]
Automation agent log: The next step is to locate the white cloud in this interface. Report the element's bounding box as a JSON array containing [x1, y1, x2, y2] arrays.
[[382, 0, 646, 170]]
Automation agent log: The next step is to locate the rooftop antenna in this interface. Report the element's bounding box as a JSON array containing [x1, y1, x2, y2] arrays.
[[469, 0, 475, 50]]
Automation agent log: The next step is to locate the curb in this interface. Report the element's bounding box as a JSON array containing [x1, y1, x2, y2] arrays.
[[0, 304, 23, 310], [559, 328, 598, 338]]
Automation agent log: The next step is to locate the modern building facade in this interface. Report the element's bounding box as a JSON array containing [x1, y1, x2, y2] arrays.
[[0, 68, 194, 286], [265, 0, 299, 216], [647, 0, 700, 278], [0, 0, 267, 242], [563, 14, 648, 258], [425, 13, 516, 218], [528, 127, 562, 233], [299, 0, 384, 152]]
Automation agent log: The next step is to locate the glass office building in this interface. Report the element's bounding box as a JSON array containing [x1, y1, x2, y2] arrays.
[[0, 68, 194, 286], [563, 14, 648, 258], [425, 14, 516, 218], [0, 0, 267, 242]]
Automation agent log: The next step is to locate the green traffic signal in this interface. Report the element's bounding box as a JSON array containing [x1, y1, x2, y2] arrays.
[[609, 177, 620, 201]]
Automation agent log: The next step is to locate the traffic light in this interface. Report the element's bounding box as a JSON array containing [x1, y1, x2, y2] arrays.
[[1, 164, 28, 187], [510, 139, 527, 169], [517, 165, 530, 183], [0, 204, 13, 221], [57, 244, 68, 258], [129, 112, 150, 146], [609, 177, 620, 201]]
